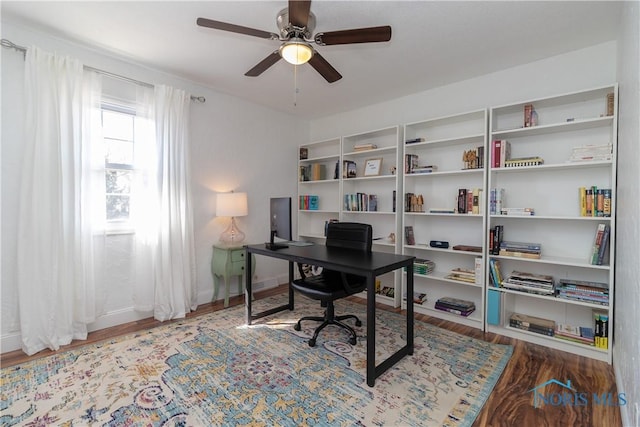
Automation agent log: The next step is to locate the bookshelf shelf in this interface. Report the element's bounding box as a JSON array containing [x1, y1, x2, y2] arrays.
[[490, 214, 612, 221], [487, 84, 617, 363], [493, 286, 608, 309]]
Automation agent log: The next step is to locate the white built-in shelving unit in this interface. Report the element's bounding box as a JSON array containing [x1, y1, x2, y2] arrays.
[[296, 84, 617, 362], [486, 84, 617, 363], [401, 109, 488, 330]]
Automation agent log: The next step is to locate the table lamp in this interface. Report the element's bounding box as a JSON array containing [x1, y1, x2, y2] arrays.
[[216, 192, 248, 244]]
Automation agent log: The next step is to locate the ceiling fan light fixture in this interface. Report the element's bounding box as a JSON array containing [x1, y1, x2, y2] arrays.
[[279, 38, 313, 65]]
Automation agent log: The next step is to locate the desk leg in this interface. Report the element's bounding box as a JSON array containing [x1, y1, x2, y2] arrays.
[[407, 261, 414, 355], [288, 261, 295, 310], [245, 250, 252, 325], [366, 272, 376, 387]]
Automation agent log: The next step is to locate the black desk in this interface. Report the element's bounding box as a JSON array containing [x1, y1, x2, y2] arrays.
[[244, 243, 415, 387]]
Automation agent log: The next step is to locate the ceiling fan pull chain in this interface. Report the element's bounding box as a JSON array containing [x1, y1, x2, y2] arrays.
[[293, 64, 299, 106]]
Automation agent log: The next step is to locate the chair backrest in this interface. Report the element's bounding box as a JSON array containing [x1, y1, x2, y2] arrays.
[[326, 222, 372, 252]]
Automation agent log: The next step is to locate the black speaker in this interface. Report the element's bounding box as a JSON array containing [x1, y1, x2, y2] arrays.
[[429, 240, 449, 249]]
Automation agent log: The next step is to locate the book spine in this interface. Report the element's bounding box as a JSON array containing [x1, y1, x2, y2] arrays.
[[579, 186, 587, 216], [492, 140, 501, 168], [591, 223, 606, 265], [596, 224, 610, 265], [603, 189, 612, 217]]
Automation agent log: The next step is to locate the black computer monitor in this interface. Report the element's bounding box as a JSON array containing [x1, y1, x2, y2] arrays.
[[270, 197, 292, 243]]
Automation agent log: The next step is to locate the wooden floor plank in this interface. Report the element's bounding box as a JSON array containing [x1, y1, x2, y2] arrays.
[[1, 285, 622, 427]]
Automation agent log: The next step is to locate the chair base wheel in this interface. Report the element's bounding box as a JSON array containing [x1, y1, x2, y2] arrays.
[[308, 338, 316, 347], [355, 320, 362, 327], [349, 337, 357, 345], [294, 323, 301, 331]]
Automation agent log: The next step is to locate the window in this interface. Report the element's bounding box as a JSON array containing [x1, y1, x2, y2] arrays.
[[101, 103, 135, 231]]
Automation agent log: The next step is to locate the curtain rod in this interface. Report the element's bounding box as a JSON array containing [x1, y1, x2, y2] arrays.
[[1, 38, 206, 103]]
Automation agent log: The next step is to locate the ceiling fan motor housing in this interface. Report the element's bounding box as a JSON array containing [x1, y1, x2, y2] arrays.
[[277, 8, 316, 40]]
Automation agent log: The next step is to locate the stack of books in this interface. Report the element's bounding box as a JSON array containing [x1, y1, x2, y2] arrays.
[[555, 323, 595, 346], [498, 241, 541, 259], [569, 144, 612, 162], [445, 268, 476, 284], [501, 270, 555, 296], [556, 279, 609, 306], [500, 207, 535, 216], [413, 259, 435, 275], [435, 297, 476, 317], [353, 143, 377, 152], [403, 292, 428, 305], [509, 313, 555, 336], [411, 165, 438, 174]]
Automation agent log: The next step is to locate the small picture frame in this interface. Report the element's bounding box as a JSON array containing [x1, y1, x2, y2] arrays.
[[364, 158, 382, 176]]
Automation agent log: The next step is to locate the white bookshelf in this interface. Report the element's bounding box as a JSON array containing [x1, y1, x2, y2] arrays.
[[400, 109, 488, 330], [486, 84, 617, 363]]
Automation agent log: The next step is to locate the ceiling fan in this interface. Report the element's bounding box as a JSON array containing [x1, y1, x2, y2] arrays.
[[196, 0, 392, 83]]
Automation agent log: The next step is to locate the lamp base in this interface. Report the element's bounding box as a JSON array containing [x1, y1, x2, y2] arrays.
[[220, 217, 245, 244]]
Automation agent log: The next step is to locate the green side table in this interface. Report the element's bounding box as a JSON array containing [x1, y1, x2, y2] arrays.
[[211, 243, 256, 308]]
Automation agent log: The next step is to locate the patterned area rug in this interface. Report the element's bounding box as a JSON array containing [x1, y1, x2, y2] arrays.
[[1, 295, 512, 426]]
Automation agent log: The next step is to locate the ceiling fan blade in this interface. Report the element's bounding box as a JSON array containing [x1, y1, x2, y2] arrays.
[[245, 51, 282, 77], [288, 0, 312, 28], [315, 26, 392, 46], [308, 51, 342, 83], [197, 17, 278, 39]]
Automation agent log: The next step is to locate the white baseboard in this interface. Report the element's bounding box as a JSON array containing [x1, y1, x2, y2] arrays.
[[2, 278, 283, 355]]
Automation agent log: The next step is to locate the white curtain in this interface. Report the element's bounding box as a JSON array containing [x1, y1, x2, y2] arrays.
[[132, 84, 196, 321], [17, 46, 105, 356]]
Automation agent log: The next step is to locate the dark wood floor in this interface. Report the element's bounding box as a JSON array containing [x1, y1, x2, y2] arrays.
[[1, 285, 622, 427]]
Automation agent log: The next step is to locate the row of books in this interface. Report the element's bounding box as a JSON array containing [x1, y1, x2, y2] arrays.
[[579, 186, 612, 217], [404, 192, 425, 213], [509, 313, 555, 336], [488, 188, 505, 215], [344, 193, 377, 212], [556, 278, 609, 306], [555, 323, 595, 345], [299, 195, 319, 210], [299, 163, 326, 181], [491, 139, 511, 168], [457, 188, 483, 214], [510, 311, 608, 349], [435, 297, 476, 317], [590, 223, 610, 266]]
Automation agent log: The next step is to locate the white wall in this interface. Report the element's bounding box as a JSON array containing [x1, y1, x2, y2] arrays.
[[1, 21, 309, 352], [613, 1, 640, 425], [310, 42, 617, 140]]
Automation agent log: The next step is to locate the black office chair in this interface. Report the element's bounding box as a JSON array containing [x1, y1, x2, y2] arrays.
[[292, 222, 373, 347]]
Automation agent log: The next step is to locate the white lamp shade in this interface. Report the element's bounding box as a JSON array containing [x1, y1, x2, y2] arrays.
[[280, 39, 313, 65], [216, 192, 248, 217]]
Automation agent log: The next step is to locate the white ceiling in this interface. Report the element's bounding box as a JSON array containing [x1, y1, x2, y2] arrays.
[[2, 1, 623, 120]]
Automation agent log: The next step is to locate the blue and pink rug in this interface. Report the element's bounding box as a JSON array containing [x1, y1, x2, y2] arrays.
[[1, 295, 512, 426]]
